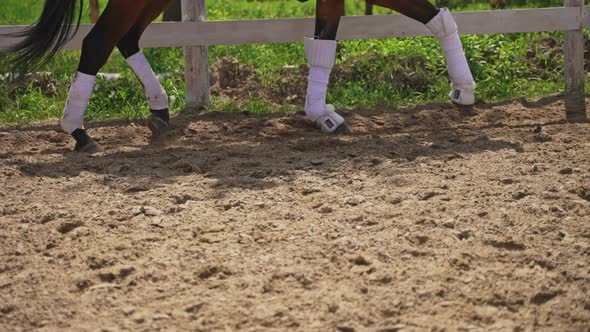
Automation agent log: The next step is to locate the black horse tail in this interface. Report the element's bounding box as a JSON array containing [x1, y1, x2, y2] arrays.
[[5, 0, 84, 73]]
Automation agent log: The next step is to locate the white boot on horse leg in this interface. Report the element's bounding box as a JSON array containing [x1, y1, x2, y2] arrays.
[[426, 8, 476, 106], [126, 51, 170, 137], [61, 72, 102, 153], [304, 38, 352, 134]]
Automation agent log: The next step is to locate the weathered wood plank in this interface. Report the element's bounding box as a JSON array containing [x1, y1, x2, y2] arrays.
[[181, 0, 210, 110], [563, 1, 587, 122], [0, 7, 582, 50]]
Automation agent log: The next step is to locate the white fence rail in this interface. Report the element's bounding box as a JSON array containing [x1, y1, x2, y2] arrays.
[[0, 3, 587, 120]]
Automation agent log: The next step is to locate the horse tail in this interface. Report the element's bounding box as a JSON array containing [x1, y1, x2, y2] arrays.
[[5, 0, 84, 73]]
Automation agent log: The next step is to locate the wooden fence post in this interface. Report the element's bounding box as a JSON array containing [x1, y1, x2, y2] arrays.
[[182, 0, 210, 110], [365, 3, 373, 16], [564, 0, 587, 122], [89, 0, 100, 23]]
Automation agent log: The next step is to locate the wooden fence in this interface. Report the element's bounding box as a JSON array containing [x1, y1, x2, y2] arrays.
[[0, 1, 587, 121]]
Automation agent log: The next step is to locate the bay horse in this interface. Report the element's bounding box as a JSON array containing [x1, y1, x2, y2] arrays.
[[5, 0, 476, 151], [7, 0, 176, 153], [300, 0, 476, 133]]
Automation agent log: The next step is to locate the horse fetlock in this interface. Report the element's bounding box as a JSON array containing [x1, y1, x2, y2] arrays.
[[312, 104, 351, 134], [60, 115, 84, 135], [449, 81, 476, 106], [147, 90, 169, 111]]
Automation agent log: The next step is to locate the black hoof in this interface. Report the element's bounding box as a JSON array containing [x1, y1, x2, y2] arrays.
[[452, 102, 476, 114], [75, 139, 102, 154], [147, 115, 169, 138], [333, 123, 353, 135], [147, 109, 170, 138], [72, 129, 102, 154], [451, 99, 476, 107]]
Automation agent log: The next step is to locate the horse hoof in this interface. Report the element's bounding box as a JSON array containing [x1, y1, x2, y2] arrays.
[[451, 101, 476, 113], [147, 115, 169, 138], [71, 129, 102, 154], [314, 106, 352, 134], [74, 138, 102, 154], [333, 123, 353, 135]]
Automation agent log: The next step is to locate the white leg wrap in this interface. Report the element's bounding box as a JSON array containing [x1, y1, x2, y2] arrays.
[[126, 51, 168, 110], [449, 81, 476, 106], [304, 38, 337, 122], [314, 104, 347, 133], [61, 72, 96, 134], [427, 8, 476, 105]]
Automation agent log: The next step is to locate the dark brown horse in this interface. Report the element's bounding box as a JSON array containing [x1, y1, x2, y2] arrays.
[[6, 0, 475, 151], [89, 1, 183, 23], [301, 0, 475, 134], [7, 0, 176, 153]]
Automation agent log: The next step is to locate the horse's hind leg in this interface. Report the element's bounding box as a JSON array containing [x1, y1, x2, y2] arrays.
[[304, 0, 352, 134], [368, 0, 476, 105], [61, 0, 149, 153], [116, 0, 176, 138]]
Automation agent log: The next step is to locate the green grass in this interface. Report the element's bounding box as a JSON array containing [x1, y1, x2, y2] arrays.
[[0, 0, 586, 124]]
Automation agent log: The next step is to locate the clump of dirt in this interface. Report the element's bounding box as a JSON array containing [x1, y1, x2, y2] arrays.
[[209, 56, 281, 105], [526, 37, 563, 77], [276, 64, 310, 104], [210, 57, 312, 105], [208, 53, 436, 106], [210, 56, 258, 90], [332, 53, 434, 94], [3, 72, 65, 98], [571, 186, 590, 201]]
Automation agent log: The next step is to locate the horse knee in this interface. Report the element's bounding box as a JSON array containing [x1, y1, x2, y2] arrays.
[[78, 34, 112, 74], [117, 26, 142, 58]]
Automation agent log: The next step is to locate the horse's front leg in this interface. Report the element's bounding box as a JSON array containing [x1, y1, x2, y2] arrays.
[[304, 0, 352, 134], [368, 0, 476, 105], [61, 0, 148, 153]]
